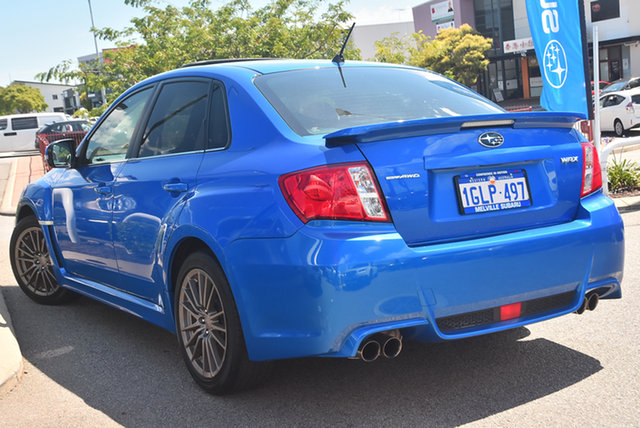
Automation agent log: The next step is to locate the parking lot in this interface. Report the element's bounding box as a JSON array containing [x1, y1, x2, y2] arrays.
[[0, 162, 638, 427]]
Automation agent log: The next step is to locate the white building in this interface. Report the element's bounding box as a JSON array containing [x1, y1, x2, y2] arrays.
[[11, 80, 80, 115], [351, 21, 416, 61]]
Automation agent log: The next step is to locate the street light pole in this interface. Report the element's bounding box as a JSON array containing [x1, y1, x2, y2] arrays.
[[87, 0, 99, 58], [87, 0, 106, 106]]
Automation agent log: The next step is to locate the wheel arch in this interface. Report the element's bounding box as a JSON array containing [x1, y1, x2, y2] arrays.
[[169, 236, 221, 297], [16, 203, 37, 223], [163, 225, 231, 314], [163, 225, 259, 351]]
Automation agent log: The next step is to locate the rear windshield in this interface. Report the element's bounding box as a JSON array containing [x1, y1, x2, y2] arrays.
[[255, 67, 503, 136], [603, 80, 630, 92]]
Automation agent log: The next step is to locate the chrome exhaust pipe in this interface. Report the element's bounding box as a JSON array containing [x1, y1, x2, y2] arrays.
[[357, 339, 381, 362], [381, 335, 403, 359], [587, 292, 599, 311], [575, 297, 588, 315]]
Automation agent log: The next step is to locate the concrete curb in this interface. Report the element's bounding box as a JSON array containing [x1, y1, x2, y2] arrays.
[[0, 287, 23, 395], [613, 195, 640, 211], [0, 159, 18, 216], [0, 157, 23, 394]]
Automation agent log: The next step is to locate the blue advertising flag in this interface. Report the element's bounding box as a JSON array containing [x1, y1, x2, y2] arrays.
[[526, 0, 589, 117]]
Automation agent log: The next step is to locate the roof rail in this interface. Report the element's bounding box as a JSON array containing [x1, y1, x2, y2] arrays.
[[181, 58, 274, 68]]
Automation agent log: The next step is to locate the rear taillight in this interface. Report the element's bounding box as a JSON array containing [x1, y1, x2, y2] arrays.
[[581, 142, 602, 197], [279, 163, 390, 223]]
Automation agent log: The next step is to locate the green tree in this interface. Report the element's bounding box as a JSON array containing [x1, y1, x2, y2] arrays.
[[409, 24, 492, 86], [0, 84, 48, 114], [373, 32, 412, 64], [38, 0, 359, 102]]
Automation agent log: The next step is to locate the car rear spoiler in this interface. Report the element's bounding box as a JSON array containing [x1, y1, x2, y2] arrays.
[[324, 112, 586, 147]]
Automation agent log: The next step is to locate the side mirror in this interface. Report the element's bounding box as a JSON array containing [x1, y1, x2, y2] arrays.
[[46, 139, 76, 169]]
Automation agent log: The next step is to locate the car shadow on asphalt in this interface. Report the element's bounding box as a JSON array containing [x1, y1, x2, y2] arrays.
[[4, 285, 602, 427]]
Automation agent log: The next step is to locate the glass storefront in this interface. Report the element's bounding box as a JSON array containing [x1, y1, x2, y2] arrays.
[[473, 0, 522, 102], [599, 45, 622, 82]]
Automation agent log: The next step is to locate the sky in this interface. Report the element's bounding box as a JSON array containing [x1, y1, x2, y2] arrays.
[[0, 0, 420, 87]]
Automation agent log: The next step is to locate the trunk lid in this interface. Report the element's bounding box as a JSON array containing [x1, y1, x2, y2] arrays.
[[325, 112, 586, 246]]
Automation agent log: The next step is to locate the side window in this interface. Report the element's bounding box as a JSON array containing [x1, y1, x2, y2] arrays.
[[0, 119, 7, 131], [85, 87, 152, 165], [209, 84, 230, 149], [11, 117, 38, 130], [138, 81, 208, 158], [629, 79, 640, 89], [632, 95, 640, 105]]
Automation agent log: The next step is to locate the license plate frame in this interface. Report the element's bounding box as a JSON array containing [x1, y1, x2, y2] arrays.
[[454, 169, 532, 215]]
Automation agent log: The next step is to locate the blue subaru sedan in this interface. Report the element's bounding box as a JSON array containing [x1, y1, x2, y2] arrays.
[[10, 59, 624, 394]]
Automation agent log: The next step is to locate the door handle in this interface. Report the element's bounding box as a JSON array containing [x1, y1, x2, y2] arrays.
[[3, 132, 17, 136], [163, 182, 188, 193], [95, 185, 112, 195]]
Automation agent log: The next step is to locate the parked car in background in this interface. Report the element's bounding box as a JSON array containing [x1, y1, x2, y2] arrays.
[[0, 112, 68, 152], [599, 89, 640, 136], [10, 59, 624, 394], [591, 80, 609, 96], [35, 120, 92, 170], [601, 76, 640, 95], [34, 119, 92, 149]]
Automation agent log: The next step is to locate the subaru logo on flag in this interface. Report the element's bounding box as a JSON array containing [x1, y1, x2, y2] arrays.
[[544, 40, 568, 89], [526, 1, 590, 118], [478, 132, 504, 148]]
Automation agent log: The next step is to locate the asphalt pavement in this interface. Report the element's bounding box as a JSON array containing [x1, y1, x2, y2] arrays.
[[0, 146, 639, 426]]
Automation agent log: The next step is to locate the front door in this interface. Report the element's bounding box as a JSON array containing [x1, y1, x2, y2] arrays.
[[51, 87, 154, 285]]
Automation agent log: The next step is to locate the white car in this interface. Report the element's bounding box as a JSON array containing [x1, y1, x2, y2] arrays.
[[599, 89, 640, 137]]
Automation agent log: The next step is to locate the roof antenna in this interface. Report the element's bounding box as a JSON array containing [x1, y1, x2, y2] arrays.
[[332, 22, 356, 64]]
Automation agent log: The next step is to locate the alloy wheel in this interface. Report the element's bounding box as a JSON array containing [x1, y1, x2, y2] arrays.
[[178, 268, 227, 378], [615, 120, 624, 137], [13, 226, 58, 297]]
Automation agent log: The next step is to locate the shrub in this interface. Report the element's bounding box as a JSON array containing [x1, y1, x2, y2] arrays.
[[88, 104, 109, 118], [608, 158, 640, 193]]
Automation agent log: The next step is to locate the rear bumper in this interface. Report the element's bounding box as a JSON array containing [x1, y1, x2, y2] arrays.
[[225, 191, 624, 361]]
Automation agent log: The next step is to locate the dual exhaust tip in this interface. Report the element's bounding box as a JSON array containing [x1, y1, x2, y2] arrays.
[[575, 291, 599, 315], [356, 331, 403, 362]]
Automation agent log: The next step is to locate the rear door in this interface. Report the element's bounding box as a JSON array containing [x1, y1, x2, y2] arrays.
[[599, 94, 617, 131], [8, 116, 39, 151], [110, 79, 213, 300]]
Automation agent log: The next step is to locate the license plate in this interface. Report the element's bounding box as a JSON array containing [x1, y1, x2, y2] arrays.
[[455, 169, 532, 215]]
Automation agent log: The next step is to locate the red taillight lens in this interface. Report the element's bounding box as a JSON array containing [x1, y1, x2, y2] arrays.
[[581, 142, 602, 197], [279, 163, 390, 223]]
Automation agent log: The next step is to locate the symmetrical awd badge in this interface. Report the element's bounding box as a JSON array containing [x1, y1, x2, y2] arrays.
[[478, 132, 504, 148]]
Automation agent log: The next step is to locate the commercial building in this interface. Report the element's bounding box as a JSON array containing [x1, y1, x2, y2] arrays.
[[411, 0, 640, 104], [10, 80, 79, 115]]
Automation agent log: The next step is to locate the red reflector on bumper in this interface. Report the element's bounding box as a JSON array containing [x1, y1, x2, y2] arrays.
[[500, 302, 522, 321]]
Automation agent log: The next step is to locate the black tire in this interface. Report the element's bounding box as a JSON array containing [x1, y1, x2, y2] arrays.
[[614, 119, 625, 137], [10, 216, 75, 305], [174, 251, 272, 394]]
